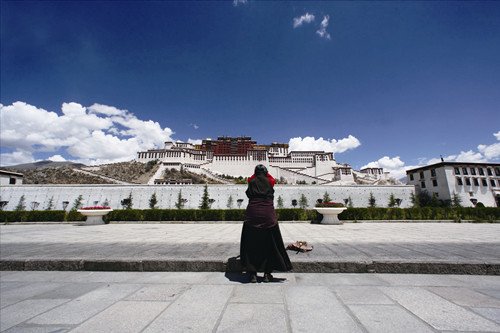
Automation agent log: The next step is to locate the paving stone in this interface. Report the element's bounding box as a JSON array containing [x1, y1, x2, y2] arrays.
[[381, 286, 500, 331], [126, 284, 189, 301], [27, 284, 142, 325], [70, 301, 169, 333], [376, 274, 468, 287], [230, 284, 283, 304], [477, 288, 500, 300], [4, 324, 73, 333], [0, 299, 69, 331], [0, 283, 64, 309], [124, 271, 212, 284], [216, 303, 287, 333], [295, 273, 388, 286], [286, 286, 363, 332], [471, 307, 500, 325], [31, 283, 104, 299], [143, 285, 233, 332], [348, 304, 435, 333], [333, 286, 394, 305], [427, 286, 500, 307], [451, 275, 500, 289]]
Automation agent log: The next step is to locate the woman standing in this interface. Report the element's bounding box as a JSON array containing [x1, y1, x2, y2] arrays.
[[240, 164, 292, 283]]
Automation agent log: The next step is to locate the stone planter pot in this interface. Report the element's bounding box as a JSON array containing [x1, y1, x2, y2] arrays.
[[315, 207, 347, 225], [77, 209, 113, 225]]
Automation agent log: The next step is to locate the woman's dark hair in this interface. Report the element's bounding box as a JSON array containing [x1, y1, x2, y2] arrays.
[[254, 164, 268, 175]]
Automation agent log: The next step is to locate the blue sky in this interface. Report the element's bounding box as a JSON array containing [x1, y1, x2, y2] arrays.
[[1, 1, 499, 178]]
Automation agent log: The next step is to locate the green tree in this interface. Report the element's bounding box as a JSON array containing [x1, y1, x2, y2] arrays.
[[299, 194, 309, 209], [15, 195, 26, 211], [199, 185, 211, 209], [149, 192, 158, 209], [277, 195, 284, 209], [175, 190, 186, 209], [323, 191, 331, 202], [45, 196, 54, 211], [451, 192, 462, 208], [121, 192, 133, 209], [226, 195, 234, 209], [388, 193, 397, 208], [348, 196, 354, 208], [72, 195, 83, 210], [103, 198, 110, 207], [368, 192, 376, 207], [410, 192, 420, 207]]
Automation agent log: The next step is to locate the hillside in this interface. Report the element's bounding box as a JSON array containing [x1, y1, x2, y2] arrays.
[[7, 166, 115, 184], [81, 161, 160, 184]]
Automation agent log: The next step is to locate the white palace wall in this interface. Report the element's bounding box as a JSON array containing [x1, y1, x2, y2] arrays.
[[0, 184, 415, 211]]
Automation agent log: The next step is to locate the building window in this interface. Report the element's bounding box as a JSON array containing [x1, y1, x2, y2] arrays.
[[482, 178, 488, 187], [421, 181, 426, 188], [431, 169, 436, 177], [487, 168, 493, 176], [432, 179, 438, 187], [454, 167, 460, 175], [496, 168, 500, 176], [462, 167, 468, 175], [479, 168, 484, 176], [465, 178, 471, 186], [9, 178, 16, 185], [409, 174, 414, 181], [457, 177, 463, 186], [419, 171, 424, 180], [491, 179, 497, 187], [471, 168, 476, 175], [473, 178, 479, 186]]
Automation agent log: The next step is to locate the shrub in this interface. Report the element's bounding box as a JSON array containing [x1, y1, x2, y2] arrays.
[[24, 210, 66, 222], [66, 210, 85, 221]]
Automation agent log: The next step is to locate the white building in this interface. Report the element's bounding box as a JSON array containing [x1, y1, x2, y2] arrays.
[[406, 162, 500, 207], [0, 170, 23, 186], [137, 137, 370, 185]]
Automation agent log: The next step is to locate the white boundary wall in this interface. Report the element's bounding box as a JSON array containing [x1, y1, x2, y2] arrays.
[[1, 184, 415, 211]]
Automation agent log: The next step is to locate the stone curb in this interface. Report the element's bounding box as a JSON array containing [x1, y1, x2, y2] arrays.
[[1, 259, 499, 275]]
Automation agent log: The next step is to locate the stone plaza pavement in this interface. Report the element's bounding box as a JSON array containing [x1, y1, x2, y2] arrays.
[[1, 223, 500, 332], [1, 271, 500, 332], [1, 223, 500, 274]]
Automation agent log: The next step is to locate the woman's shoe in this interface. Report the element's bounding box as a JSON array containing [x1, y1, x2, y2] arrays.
[[263, 273, 273, 283], [249, 272, 257, 283]]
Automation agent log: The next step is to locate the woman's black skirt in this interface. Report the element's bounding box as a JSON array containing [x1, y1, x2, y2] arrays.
[[240, 223, 293, 273]]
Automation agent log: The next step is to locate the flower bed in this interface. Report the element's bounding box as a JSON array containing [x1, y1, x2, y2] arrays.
[[80, 206, 111, 210], [315, 202, 345, 208]]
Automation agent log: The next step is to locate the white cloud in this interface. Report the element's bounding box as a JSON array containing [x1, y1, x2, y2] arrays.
[[0, 101, 174, 166], [293, 13, 315, 28], [48, 154, 66, 162], [316, 15, 331, 39], [187, 139, 203, 145], [363, 131, 500, 180], [0, 150, 34, 166], [190, 123, 199, 130], [288, 135, 361, 154], [233, 0, 247, 7]]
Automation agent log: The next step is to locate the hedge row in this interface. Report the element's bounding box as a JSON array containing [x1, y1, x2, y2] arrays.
[[0, 207, 498, 223]]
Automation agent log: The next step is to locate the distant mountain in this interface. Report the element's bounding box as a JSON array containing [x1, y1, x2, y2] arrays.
[[1, 160, 86, 170]]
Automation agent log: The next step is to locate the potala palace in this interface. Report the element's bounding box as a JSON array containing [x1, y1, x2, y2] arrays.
[[137, 136, 390, 185]]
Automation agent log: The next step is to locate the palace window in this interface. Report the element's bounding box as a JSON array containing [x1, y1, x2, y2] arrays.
[[431, 169, 436, 177], [432, 179, 438, 187], [465, 178, 471, 186], [457, 177, 463, 186], [419, 171, 424, 180], [454, 167, 460, 175], [496, 168, 500, 176], [487, 168, 493, 176], [421, 181, 426, 189], [473, 178, 479, 186], [491, 179, 497, 187], [462, 167, 468, 175], [471, 168, 476, 175], [482, 178, 488, 187], [9, 178, 16, 185], [409, 174, 414, 181], [479, 168, 484, 176]]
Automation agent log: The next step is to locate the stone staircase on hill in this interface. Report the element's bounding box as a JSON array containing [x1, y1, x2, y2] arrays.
[[72, 169, 135, 185]]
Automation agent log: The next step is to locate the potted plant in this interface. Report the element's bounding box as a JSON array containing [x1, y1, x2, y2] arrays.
[[314, 202, 347, 225], [77, 206, 113, 225]]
